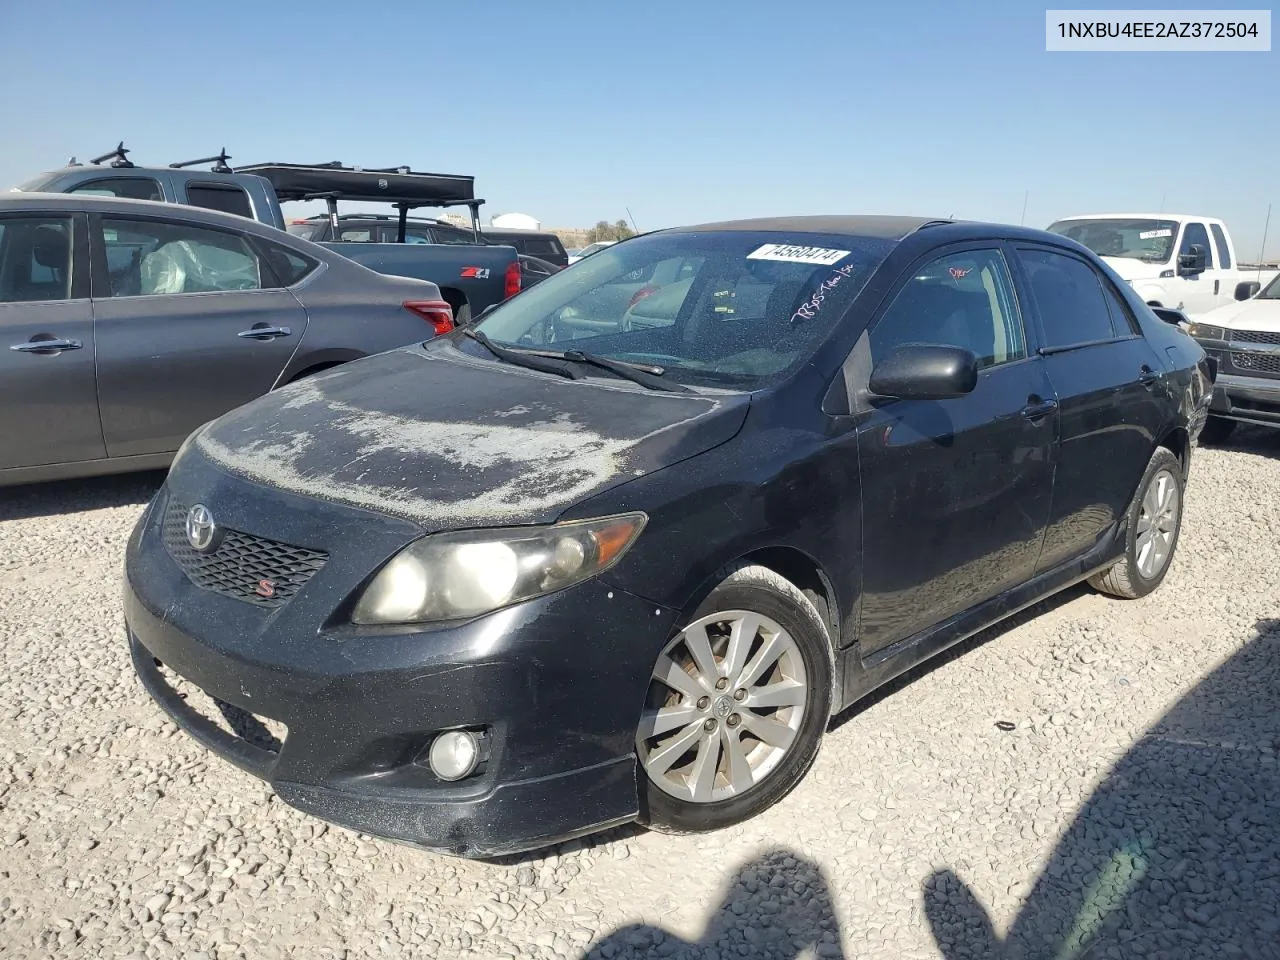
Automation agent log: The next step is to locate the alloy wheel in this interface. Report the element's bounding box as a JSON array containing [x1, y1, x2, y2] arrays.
[[1136, 467, 1180, 579], [637, 610, 808, 803]]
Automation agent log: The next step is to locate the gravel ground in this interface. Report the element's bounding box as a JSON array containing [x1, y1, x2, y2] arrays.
[[2, 431, 1278, 960]]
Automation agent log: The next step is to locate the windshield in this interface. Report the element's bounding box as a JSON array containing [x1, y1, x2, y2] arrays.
[[1258, 272, 1280, 300], [1047, 218, 1179, 263], [468, 230, 895, 388]]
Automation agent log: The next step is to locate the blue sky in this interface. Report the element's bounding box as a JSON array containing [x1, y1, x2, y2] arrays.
[[2, 0, 1276, 256]]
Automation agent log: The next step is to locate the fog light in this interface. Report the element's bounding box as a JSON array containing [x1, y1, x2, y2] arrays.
[[428, 730, 479, 781]]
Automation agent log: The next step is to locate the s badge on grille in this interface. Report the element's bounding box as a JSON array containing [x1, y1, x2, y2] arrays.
[[185, 504, 219, 552]]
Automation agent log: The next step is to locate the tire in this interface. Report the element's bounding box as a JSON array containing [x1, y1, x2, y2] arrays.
[[1198, 416, 1236, 445], [1089, 447, 1184, 599], [636, 563, 833, 835]]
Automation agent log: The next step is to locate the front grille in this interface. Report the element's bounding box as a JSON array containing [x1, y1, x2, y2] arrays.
[[1232, 352, 1280, 376], [163, 501, 327, 607], [1232, 329, 1280, 346]]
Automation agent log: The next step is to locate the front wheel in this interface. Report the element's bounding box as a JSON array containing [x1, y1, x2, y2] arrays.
[[1089, 447, 1184, 599], [635, 564, 832, 834]]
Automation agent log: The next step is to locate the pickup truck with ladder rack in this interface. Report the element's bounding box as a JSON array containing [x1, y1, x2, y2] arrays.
[[14, 144, 521, 322]]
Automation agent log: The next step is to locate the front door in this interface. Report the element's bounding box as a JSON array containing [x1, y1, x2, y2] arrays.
[[0, 212, 105, 470], [90, 214, 307, 458], [856, 245, 1056, 655], [1168, 221, 1221, 316]]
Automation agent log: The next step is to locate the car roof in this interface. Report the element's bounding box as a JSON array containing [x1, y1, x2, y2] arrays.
[[1053, 213, 1221, 223], [3, 191, 278, 234], [665, 215, 953, 240]]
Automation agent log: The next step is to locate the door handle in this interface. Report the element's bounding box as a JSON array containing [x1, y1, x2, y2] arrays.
[[1021, 398, 1058, 422], [1138, 365, 1160, 388], [10, 338, 83, 353], [236, 326, 292, 340]]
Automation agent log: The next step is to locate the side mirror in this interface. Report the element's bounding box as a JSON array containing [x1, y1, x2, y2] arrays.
[[1150, 306, 1189, 326], [868, 344, 978, 401], [1177, 244, 1206, 276], [1235, 280, 1261, 301]]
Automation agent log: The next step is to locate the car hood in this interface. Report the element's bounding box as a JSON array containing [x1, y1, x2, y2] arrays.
[[1199, 298, 1280, 333], [1099, 257, 1169, 283], [189, 342, 749, 531]]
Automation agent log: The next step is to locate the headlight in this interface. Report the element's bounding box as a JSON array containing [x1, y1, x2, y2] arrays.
[[1187, 323, 1226, 340], [352, 513, 646, 624]]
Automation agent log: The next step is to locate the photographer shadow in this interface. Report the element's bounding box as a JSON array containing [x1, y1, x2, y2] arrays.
[[583, 846, 846, 959], [923, 619, 1280, 959]]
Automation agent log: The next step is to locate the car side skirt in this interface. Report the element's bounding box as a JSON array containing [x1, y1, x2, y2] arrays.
[[837, 524, 1125, 712], [0, 452, 173, 488]]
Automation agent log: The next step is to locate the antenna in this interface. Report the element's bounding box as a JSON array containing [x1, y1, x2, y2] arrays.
[[67, 156, 81, 167], [90, 142, 133, 168], [626, 206, 639, 233], [170, 148, 233, 173], [1257, 203, 1273, 282], [1019, 190, 1029, 226]]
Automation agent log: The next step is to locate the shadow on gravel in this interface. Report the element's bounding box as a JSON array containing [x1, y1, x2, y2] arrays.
[[924, 618, 1280, 959], [0, 470, 165, 521], [828, 582, 1091, 733], [1201, 423, 1280, 462], [581, 846, 845, 959]]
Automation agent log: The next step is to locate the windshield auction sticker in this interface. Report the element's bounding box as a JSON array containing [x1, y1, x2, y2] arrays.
[[1046, 10, 1271, 50], [748, 244, 851, 266]]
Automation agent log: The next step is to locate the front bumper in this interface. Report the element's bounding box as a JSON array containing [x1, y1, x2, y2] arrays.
[[1209, 372, 1280, 429], [123, 472, 680, 858]]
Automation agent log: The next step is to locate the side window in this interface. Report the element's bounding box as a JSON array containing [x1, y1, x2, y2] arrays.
[[1100, 279, 1139, 336], [186, 184, 254, 220], [1180, 222, 1214, 269], [1209, 224, 1232, 269], [870, 249, 1026, 370], [258, 240, 318, 287], [1015, 248, 1116, 348], [0, 217, 73, 303], [100, 218, 263, 297], [70, 177, 163, 202], [338, 228, 373, 242]]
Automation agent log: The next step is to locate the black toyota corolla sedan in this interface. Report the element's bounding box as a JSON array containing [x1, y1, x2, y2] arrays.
[[124, 216, 1214, 858]]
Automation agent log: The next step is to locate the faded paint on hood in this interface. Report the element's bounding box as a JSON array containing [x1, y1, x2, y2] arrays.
[[191, 343, 748, 530]]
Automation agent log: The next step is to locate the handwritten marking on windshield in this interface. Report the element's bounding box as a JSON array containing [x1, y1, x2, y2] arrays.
[[791, 263, 859, 322]]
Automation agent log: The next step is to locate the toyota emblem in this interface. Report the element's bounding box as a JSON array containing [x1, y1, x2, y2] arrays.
[[185, 504, 218, 552]]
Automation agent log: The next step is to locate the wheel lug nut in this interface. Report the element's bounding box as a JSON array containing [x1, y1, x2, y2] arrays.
[[703, 719, 717, 731], [733, 689, 746, 701], [697, 696, 711, 710], [715, 678, 729, 691], [727, 714, 741, 727]]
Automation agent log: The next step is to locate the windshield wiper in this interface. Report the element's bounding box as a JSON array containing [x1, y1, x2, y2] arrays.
[[466, 331, 689, 392], [466, 330, 581, 381]]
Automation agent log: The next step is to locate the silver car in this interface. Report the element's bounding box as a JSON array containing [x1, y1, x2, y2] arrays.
[[0, 193, 452, 486]]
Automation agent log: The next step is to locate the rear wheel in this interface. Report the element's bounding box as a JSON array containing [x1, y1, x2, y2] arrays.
[[1089, 447, 1184, 599], [1198, 416, 1236, 445], [636, 564, 832, 834]]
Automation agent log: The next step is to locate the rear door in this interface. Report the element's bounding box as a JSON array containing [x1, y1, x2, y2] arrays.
[[856, 245, 1057, 653], [0, 212, 105, 469], [1010, 245, 1167, 573], [90, 213, 307, 458]]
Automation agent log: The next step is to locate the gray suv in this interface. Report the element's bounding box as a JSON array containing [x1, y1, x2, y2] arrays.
[[1, 193, 449, 487]]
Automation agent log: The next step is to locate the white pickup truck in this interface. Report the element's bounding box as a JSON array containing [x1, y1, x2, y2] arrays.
[[1046, 213, 1259, 318]]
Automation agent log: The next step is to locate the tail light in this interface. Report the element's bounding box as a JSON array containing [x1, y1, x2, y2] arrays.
[[403, 300, 455, 336], [628, 285, 659, 308], [504, 260, 522, 299]]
